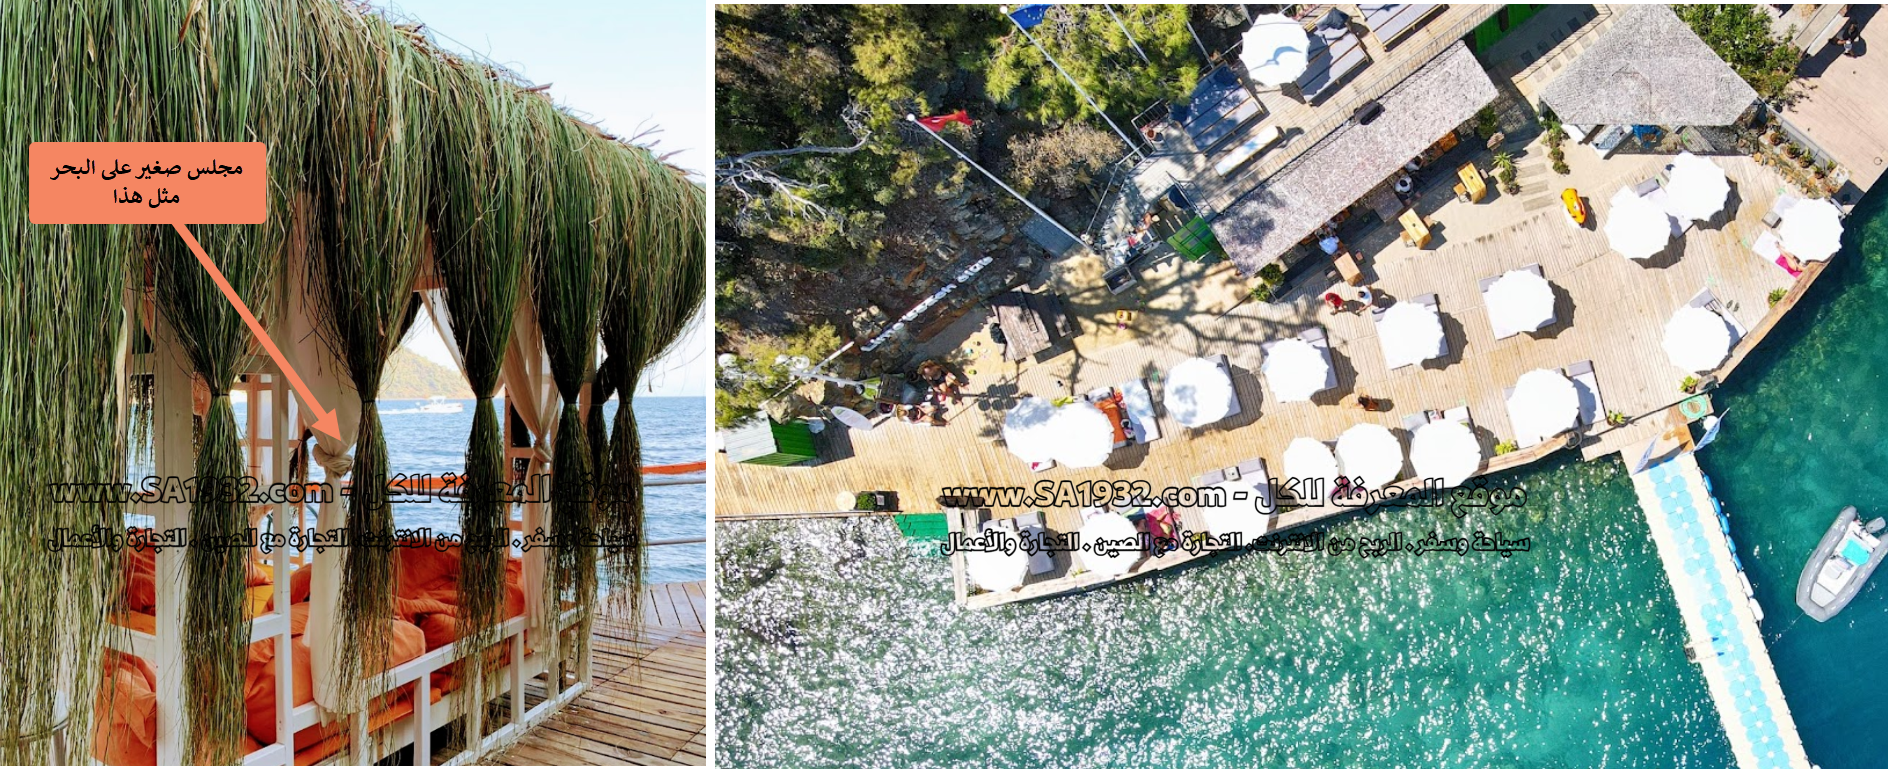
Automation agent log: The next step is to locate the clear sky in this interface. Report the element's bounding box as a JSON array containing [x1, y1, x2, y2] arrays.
[[374, 0, 710, 397]]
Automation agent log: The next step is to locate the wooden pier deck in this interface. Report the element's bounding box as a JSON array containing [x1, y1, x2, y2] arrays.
[[1627, 442, 1810, 769], [484, 581, 707, 766], [718, 143, 1835, 609]]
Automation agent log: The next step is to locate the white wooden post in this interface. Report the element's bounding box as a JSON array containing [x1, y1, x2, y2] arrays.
[[271, 374, 295, 764], [149, 311, 193, 766]]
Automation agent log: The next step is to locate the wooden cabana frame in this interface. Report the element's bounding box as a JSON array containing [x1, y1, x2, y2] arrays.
[[111, 269, 591, 766]]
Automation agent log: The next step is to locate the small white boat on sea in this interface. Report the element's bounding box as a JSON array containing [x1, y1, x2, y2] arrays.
[[1796, 506, 1887, 622], [417, 396, 464, 414]]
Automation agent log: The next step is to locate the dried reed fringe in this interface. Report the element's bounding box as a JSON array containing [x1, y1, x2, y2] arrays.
[[304, 1, 436, 714], [1, 1, 134, 762], [426, 48, 541, 748]]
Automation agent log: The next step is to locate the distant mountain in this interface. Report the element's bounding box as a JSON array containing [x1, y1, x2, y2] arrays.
[[381, 347, 473, 400]]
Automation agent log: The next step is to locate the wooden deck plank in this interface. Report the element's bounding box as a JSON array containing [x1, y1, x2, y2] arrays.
[[483, 582, 707, 766], [717, 150, 1826, 611]]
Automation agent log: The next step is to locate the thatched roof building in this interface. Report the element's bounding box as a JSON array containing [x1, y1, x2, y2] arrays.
[[1539, 5, 1757, 127], [1212, 42, 1497, 275]]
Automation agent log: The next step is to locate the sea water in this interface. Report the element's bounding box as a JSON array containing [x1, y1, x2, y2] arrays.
[[714, 194, 1888, 768], [717, 456, 1731, 768], [149, 395, 706, 585], [1689, 189, 1888, 769]]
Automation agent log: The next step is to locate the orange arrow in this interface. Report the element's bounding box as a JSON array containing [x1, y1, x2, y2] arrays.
[[171, 223, 343, 441]]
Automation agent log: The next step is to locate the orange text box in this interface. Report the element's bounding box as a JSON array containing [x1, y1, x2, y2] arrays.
[[29, 142, 267, 224]]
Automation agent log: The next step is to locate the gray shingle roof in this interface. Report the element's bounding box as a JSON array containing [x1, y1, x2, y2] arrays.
[[1211, 42, 1497, 275], [1540, 5, 1757, 127]]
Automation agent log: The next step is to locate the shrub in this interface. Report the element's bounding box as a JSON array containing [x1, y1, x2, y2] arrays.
[[1606, 410, 1629, 427], [1258, 263, 1285, 286], [1681, 375, 1701, 393], [1674, 4, 1802, 101], [1248, 284, 1273, 303], [1552, 159, 1571, 175], [1494, 440, 1519, 455], [1475, 106, 1500, 138], [1768, 287, 1788, 307]]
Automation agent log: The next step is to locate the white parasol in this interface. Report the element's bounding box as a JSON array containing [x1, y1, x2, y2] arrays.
[[1166, 356, 1234, 427], [1778, 197, 1843, 262], [1663, 305, 1732, 373], [1240, 14, 1310, 87], [1379, 301, 1445, 369], [1046, 400, 1114, 469], [1663, 152, 1730, 223], [1283, 437, 1341, 497], [1263, 338, 1330, 403], [1002, 396, 1059, 464], [1410, 419, 1482, 487], [965, 539, 1028, 592], [1506, 368, 1580, 447], [1078, 512, 1141, 577], [1605, 186, 1675, 260], [1484, 269, 1556, 338], [1336, 423, 1403, 489]]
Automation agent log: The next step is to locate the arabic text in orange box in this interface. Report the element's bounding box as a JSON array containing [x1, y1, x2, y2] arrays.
[[29, 142, 268, 224]]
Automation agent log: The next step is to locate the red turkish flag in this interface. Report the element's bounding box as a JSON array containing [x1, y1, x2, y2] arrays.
[[917, 110, 973, 131]]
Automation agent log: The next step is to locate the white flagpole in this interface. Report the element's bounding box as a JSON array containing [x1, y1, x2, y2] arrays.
[[1001, 5, 1143, 160], [1103, 5, 1148, 64], [907, 114, 1092, 254]]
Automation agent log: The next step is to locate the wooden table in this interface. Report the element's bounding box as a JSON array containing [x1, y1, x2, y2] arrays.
[[1334, 251, 1364, 285], [1457, 162, 1485, 202], [1398, 208, 1432, 249]]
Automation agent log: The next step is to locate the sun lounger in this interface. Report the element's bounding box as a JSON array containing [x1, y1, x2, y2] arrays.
[[1298, 327, 1340, 392], [1687, 288, 1748, 340], [1194, 99, 1264, 151], [1751, 230, 1801, 277], [1012, 510, 1055, 575], [1214, 124, 1285, 177], [1442, 405, 1471, 426], [1402, 412, 1429, 432], [1565, 360, 1605, 428], [1214, 354, 1244, 418], [1633, 177, 1662, 197], [1360, 4, 1440, 48], [1118, 378, 1161, 443], [1234, 457, 1275, 511], [1297, 24, 1371, 104]]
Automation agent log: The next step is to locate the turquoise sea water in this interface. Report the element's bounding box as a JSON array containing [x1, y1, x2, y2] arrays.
[[1692, 189, 1888, 769], [716, 195, 1888, 767], [152, 395, 707, 584]]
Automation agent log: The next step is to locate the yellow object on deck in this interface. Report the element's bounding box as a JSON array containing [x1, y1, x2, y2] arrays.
[[1457, 162, 1486, 202], [1562, 188, 1588, 225], [1399, 208, 1432, 249]]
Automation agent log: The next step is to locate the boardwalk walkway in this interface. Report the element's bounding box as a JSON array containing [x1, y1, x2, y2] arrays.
[[1627, 443, 1810, 769], [484, 581, 708, 766]]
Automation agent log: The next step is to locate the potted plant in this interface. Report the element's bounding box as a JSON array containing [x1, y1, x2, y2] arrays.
[[1606, 410, 1629, 427], [1680, 375, 1701, 394], [1493, 440, 1519, 456], [1768, 287, 1788, 307]]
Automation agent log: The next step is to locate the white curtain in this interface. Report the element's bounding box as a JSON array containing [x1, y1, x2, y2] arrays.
[[282, 241, 365, 714], [500, 298, 560, 633]]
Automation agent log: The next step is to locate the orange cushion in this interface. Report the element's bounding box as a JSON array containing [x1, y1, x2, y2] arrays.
[[91, 651, 158, 765], [244, 619, 426, 747]]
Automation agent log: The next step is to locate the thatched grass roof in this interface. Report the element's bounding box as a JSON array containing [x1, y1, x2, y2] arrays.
[[1540, 5, 1757, 127], [1212, 42, 1497, 275]]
